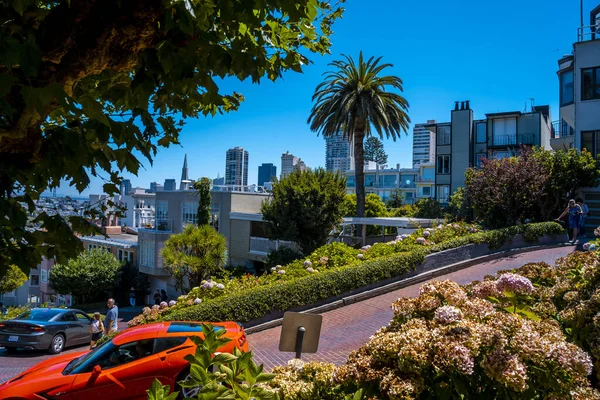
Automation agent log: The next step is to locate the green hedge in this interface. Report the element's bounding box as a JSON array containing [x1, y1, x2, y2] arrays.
[[161, 222, 564, 324]]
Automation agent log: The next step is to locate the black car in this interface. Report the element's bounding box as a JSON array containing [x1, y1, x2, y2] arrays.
[[0, 308, 93, 354]]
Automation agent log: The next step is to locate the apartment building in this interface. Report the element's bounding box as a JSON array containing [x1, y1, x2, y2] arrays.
[[552, 5, 600, 228], [137, 188, 272, 297], [225, 147, 249, 186], [80, 232, 138, 266], [412, 122, 436, 166], [346, 164, 419, 204], [423, 101, 552, 204], [325, 132, 352, 173]]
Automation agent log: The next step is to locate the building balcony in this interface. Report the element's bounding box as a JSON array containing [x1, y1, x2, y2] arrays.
[[138, 218, 173, 233], [249, 237, 295, 255], [577, 22, 600, 42], [489, 133, 535, 148], [552, 120, 574, 138]]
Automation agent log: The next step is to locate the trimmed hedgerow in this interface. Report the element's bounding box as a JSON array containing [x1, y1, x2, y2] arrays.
[[158, 222, 564, 324], [163, 250, 425, 323]]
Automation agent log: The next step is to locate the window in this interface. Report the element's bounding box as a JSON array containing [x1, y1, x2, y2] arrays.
[[41, 269, 47, 284], [560, 69, 574, 105], [210, 203, 220, 231], [346, 175, 356, 188], [437, 125, 451, 145], [79, 339, 156, 372], [182, 202, 197, 225], [476, 122, 487, 143], [156, 200, 168, 219], [492, 118, 517, 146], [475, 153, 486, 168], [379, 175, 397, 188], [582, 67, 600, 101], [437, 185, 450, 203], [422, 186, 431, 196], [153, 337, 188, 354], [495, 151, 511, 159], [437, 155, 450, 174], [76, 312, 91, 323], [365, 175, 376, 187], [140, 240, 155, 268], [30, 274, 39, 287], [582, 131, 600, 158], [61, 312, 78, 322]]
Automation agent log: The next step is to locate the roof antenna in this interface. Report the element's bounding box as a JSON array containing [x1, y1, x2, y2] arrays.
[[529, 98, 535, 112]]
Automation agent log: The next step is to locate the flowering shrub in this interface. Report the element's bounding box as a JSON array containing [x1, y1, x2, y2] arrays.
[[128, 222, 564, 327], [502, 251, 600, 381], [268, 279, 599, 399]]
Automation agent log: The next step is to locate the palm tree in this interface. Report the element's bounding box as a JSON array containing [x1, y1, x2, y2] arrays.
[[308, 52, 410, 237]]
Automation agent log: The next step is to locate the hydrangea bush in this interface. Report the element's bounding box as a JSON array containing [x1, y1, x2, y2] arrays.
[[269, 279, 599, 399]]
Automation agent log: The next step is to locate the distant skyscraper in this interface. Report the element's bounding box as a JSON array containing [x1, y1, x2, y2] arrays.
[[213, 176, 225, 186], [179, 154, 190, 190], [281, 151, 307, 178], [412, 121, 436, 166], [225, 147, 249, 186], [120, 179, 132, 196], [325, 132, 351, 173], [258, 163, 277, 186], [149, 182, 163, 192], [164, 179, 177, 191]]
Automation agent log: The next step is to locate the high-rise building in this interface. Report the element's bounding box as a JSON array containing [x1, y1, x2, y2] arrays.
[[179, 154, 190, 190], [225, 147, 249, 186], [120, 179, 132, 196], [281, 151, 308, 178], [412, 121, 436, 166], [258, 163, 277, 186], [164, 179, 177, 191], [149, 182, 163, 192], [325, 132, 351, 173]]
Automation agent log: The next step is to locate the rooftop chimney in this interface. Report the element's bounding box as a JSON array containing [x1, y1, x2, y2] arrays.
[[465, 100, 470, 110], [460, 101, 465, 110], [454, 101, 459, 111]]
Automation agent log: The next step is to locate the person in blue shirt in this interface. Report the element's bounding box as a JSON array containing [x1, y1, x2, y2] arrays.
[[556, 199, 583, 244], [104, 298, 119, 335]]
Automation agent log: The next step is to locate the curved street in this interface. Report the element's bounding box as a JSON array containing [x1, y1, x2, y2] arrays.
[[0, 245, 575, 383]]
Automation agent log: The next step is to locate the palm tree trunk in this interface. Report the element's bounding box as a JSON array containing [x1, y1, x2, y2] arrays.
[[354, 130, 366, 239]]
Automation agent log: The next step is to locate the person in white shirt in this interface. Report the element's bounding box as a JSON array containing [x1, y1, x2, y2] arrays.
[[90, 312, 105, 350]]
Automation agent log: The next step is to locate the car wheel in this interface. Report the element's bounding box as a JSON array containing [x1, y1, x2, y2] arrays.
[[176, 367, 203, 399], [48, 334, 65, 354]]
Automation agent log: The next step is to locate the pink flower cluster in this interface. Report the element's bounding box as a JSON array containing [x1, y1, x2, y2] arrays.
[[495, 273, 534, 295]]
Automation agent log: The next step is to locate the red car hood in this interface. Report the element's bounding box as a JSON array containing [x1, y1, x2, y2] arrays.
[[0, 350, 86, 397]]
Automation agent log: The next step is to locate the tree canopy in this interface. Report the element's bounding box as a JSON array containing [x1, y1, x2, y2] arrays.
[[364, 137, 388, 166], [308, 52, 410, 236], [161, 224, 227, 292], [261, 168, 347, 254], [0, 0, 344, 277], [194, 177, 212, 226], [49, 248, 122, 304], [0, 264, 28, 295]]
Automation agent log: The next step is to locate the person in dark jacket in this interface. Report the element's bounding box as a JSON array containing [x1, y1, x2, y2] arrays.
[[160, 289, 168, 303]]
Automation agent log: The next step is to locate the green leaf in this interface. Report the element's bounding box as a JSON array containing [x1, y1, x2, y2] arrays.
[[147, 378, 179, 400], [212, 352, 238, 364], [12, 0, 31, 16]]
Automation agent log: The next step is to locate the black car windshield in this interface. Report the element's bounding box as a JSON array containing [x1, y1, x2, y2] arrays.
[[63, 339, 116, 375], [15, 309, 62, 321]]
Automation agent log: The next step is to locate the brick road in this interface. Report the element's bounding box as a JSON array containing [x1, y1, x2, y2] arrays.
[[0, 246, 575, 383]]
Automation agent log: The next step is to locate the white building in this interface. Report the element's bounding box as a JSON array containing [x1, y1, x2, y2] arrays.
[[281, 151, 307, 178], [412, 121, 436, 166]]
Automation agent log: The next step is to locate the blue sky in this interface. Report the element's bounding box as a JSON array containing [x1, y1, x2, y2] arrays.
[[64, 0, 588, 196]]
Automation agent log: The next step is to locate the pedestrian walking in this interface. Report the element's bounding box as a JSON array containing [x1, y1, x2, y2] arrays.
[[153, 290, 161, 305], [160, 289, 168, 303], [89, 312, 104, 350], [556, 199, 583, 243], [576, 198, 589, 237], [129, 287, 136, 307], [104, 298, 119, 335]]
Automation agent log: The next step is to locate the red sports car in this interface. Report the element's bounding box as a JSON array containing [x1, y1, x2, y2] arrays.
[[0, 321, 248, 400]]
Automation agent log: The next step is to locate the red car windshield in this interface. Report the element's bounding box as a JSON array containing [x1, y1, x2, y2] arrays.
[[63, 340, 116, 375]]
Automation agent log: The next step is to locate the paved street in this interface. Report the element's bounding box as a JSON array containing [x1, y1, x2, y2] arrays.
[[0, 245, 575, 383]]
